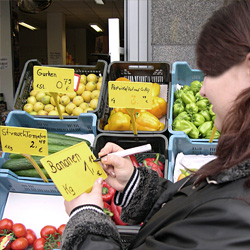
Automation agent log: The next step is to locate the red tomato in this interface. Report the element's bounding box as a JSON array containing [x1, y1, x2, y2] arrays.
[[57, 224, 66, 236], [40, 225, 57, 239], [12, 223, 27, 238], [0, 236, 11, 249], [0, 218, 13, 232], [11, 237, 29, 250], [33, 238, 46, 250], [25, 229, 37, 245]]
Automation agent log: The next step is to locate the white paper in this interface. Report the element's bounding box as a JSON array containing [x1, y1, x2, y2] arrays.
[[3, 192, 69, 238], [65, 133, 95, 146], [158, 84, 168, 124], [174, 153, 217, 182]]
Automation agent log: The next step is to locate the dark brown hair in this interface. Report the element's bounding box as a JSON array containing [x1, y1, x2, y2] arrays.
[[196, 0, 250, 77], [194, 88, 250, 186], [194, 0, 250, 186]]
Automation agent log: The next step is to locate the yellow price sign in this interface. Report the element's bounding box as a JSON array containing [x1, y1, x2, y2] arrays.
[[108, 81, 152, 109], [0, 126, 48, 156], [33, 66, 74, 93], [40, 142, 107, 201]]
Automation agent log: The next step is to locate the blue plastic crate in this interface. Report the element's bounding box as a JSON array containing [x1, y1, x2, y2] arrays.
[[168, 61, 209, 140], [0, 110, 97, 194], [0, 170, 60, 194], [4, 110, 97, 136], [0, 180, 9, 217], [0, 175, 65, 250], [0, 177, 140, 250], [168, 134, 217, 182]]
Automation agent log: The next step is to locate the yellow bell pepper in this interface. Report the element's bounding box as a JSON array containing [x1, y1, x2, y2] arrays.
[[159, 122, 165, 131], [148, 96, 167, 119], [108, 111, 131, 131], [114, 107, 129, 115], [114, 108, 144, 115], [104, 124, 109, 130], [110, 109, 116, 116], [135, 111, 161, 131], [152, 83, 161, 97]]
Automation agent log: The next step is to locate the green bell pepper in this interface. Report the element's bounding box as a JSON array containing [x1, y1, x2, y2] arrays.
[[188, 122, 199, 139], [191, 113, 205, 127], [181, 91, 196, 105], [174, 111, 191, 121], [190, 80, 202, 94], [181, 85, 191, 92], [209, 104, 215, 116], [185, 103, 199, 115], [173, 120, 193, 134], [174, 89, 185, 100], [198, 121, 213, 138], [173, 103, 185, 117], [195, 92, 206, 102], [196, 99, 210, 111], [212, 115, 215, 122], [199, 110, 211, 121], [174, 98, 184, 106], [205, 129, 220, 139]]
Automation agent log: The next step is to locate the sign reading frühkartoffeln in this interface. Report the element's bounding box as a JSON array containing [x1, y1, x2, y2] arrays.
[[108, 81, 153, 109], [0, 126, 48, 156], [40, 142, 107, 201], [33, 66, 74, 93]]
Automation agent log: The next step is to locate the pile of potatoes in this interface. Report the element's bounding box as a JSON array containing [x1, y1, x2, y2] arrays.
[[23, 73, 103, 116]]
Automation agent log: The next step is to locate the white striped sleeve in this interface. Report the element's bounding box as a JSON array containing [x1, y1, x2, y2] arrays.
[[69, 205, 104, 219], [114, 167, 140, 207]]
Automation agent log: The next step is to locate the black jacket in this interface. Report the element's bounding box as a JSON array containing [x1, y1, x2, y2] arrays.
[[61, 161, 250, 250]]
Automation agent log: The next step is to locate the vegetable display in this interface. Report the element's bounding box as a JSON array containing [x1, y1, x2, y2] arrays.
[[142, 153, 164, 177], [111, 197, 128, 226], [172, 81, 220, 139], [102, 181, 116, 203], [101, 181, 127, 226], [103, 79, 167, 132], [0, 218, 66, 250], [2, 132, 91, 179], [22, 73, 103, 116]]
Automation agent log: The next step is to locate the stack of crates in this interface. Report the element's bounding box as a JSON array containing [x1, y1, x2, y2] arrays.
[[0, 109, 98, 248], [94, 61, 171, 180], [0, 60, 220, 249], [167, 61, 218, 182]]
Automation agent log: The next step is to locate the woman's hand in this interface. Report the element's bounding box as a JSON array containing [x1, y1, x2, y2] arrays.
[[98, 142, 134, 192], [64, 177, 104, 215]]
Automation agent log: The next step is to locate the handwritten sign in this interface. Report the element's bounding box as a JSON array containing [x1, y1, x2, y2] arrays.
[[108, 81, 152, 109], [40, 142, 107, 201], [0, 126, 48, 156], [33, 66, 74, 93]]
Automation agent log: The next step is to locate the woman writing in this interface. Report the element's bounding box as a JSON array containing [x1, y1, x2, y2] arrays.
[[61, 1, 250, 249]]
